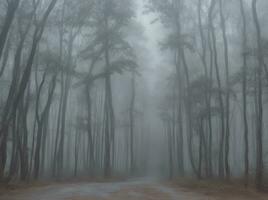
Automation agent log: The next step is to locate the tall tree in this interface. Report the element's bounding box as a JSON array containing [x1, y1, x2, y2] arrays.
[[219, 0, 230, 179], [0, 0, 57, 181], [252, 0, 264, 190], [239, 0, 249, 187]]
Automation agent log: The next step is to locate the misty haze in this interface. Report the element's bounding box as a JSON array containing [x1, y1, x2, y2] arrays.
[[0, 0, 268, 199]]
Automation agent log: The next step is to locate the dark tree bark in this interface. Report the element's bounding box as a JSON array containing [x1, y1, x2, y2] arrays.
[[103, 2, 115, 177], [208, 0, 225, 179], [252, 0, 264, 190], [239, 0, 249, 187], [129, 71, 136, 174], [18, 86, 31, 181], [103, 52, 113, 177], [197, 0, 213, 177], [219, 0, 230, 179], [52, 0, 65, 177], [177, 83, 184, 176], [0, 0, 20, 62], [0, 34, 11, 77], [85, 83, 95, 175]]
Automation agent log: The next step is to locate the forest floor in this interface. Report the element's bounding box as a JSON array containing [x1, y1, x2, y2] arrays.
[[0, 178, 267, 200]]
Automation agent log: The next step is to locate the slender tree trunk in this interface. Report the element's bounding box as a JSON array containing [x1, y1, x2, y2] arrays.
[[198, 0, 213, 177], [209, 1, 225, 178], [103, 6, 115, 177], [104, 74, 112, 177], [239, 0, 249, 187], [219, 0, 230, 179], [177, 83, 184, 176], [167, 120, 173, 179], [0, 0, 20, 61], [129, 71, 136, 174], [0, 34, 11, 77], [85, 83, 95, 175], [19, 87, 30, 181], [252, 0, 264, 190], [7, 116, 19, 182], [198, 120, 203, 179]]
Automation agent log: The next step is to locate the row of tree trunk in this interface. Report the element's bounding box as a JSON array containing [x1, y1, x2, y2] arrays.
[[157, 0, 266, 190]]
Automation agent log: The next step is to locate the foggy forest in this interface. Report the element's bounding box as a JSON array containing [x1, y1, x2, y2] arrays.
[[0, 0, 268, 199]]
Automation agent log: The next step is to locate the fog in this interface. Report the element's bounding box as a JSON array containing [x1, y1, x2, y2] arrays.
[[0, 0, 267, 192]]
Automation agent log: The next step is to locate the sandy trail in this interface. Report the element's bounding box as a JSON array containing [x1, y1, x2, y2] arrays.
[[0, 178, 265, 200]]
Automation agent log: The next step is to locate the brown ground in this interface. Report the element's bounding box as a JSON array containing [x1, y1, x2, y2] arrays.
[[0, 178, 267, 200], [171, 179, 268, 200]]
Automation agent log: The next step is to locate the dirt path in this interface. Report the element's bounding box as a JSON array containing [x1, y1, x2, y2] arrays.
[[0, 178, 266, 200]]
